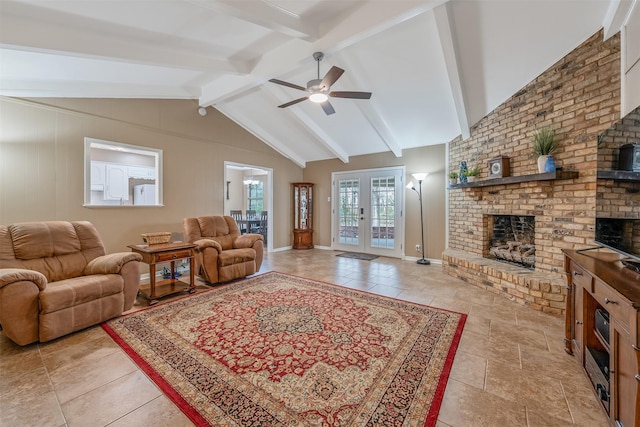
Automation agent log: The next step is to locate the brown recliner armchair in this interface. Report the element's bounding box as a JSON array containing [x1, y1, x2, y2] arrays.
[[183, 216, 263, 284], [0, 221, 142, 346]]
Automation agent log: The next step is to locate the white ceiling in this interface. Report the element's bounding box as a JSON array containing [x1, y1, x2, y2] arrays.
[[0, 0, 635, 167]]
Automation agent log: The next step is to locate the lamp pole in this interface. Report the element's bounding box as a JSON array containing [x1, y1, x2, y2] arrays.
[[408, 173, 430, 265]]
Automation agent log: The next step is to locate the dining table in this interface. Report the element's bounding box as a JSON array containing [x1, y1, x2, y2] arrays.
[[237, 217, 261, 234]]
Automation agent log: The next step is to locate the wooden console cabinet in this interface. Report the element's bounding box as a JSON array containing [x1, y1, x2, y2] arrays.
[[564, 249, 640, 427]]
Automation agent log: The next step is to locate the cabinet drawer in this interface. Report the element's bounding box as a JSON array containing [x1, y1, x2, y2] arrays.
[[593, 278, 633, 333], [155, 250, 192, 262], [570, 263, 593, 290]]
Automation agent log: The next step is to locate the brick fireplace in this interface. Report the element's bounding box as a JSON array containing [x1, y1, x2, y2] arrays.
[[442, 30, 621, 315], [487, 215, 535, 269]]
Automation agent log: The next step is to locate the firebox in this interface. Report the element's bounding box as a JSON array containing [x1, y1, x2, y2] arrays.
[[487, 215, 535, 269]]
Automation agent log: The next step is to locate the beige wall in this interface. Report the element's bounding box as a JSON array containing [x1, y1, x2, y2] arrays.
[[0, 97, 303, 254], [302, 145, 447, 260]]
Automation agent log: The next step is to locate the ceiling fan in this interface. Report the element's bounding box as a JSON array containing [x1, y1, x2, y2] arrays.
[[269, 52, 372, 115]]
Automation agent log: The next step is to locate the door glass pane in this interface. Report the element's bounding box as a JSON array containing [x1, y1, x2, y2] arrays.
[[338, 179, 360, 245], [370, 176, 395, 249]]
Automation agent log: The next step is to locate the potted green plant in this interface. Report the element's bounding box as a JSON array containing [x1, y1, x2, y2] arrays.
[[532, 127, 558, 173], [462, 166, 480, 183], [448, 171, 458, 185]]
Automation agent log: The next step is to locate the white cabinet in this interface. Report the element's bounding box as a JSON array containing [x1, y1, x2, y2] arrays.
[[128, 166, 155, 180], [90, 161, 156, 203], [90, 162, 105, 191], [104, 164, 129, 201]]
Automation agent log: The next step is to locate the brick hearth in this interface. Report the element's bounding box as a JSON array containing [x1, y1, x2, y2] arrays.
[[442, 249, 566, 315], [444, 30, 621, 315]]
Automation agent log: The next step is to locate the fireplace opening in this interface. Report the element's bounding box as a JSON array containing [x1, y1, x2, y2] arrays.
[[487, 215, 535, 269]]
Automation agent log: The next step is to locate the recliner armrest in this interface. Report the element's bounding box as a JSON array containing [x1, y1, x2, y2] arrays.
[[84, 252, 142, 275], [194, 238, 223, 252], [0, 268, 47, 290], [234, 233, 264, 249]]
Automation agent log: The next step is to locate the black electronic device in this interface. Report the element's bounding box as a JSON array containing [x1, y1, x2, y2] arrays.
[[595, 308, 609, 345], [618, 142, 640, 172], [594, 217, 640, 264], [585, 346, 610, 413]]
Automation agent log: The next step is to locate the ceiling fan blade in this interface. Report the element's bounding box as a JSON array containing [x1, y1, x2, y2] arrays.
[[320, 101, 335, 115], [329, 91, 372, 99], [269, 79, 307, 92], [277, 97, 308, 108], [320, 66, 344, 89]]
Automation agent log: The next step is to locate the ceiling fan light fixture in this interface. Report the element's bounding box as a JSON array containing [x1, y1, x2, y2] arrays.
[[309, 92, 328, 103]]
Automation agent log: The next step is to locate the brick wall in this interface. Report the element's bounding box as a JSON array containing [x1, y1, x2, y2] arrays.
[[444, 30, 621, 314], [597, 107, 640, 218]]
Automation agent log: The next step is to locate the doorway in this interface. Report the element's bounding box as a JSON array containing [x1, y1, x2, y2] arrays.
[[332, 167, 405, 258], [224, 162, 273, 251]]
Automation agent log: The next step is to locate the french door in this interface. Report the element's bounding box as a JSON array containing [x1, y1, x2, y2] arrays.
[[332, 167, 405, 258]]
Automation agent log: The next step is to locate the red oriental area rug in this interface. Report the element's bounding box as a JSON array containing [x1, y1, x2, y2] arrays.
[[103, 271, 466, 426]]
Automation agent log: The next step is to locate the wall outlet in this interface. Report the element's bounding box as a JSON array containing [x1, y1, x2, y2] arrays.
[[415, 244, 421, 253]]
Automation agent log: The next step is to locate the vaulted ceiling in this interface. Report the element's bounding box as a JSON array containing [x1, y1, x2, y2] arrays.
[[0, 0, 634, 167]]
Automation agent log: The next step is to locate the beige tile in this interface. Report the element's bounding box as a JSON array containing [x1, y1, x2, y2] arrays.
[[0, 366, 53, 401], [38, 325, 109, 357], [366, 283, 403, 298], [453, 286, 496, 307], [561, 376, 610, 426], [0, 389, 66, 427], [438, 379, 527, 427], [458, 330, 521, 367], [469, 302, 517, 324], [461, 315, 491, 336], [489, 319, 549, 350], [525, 406, 609, 427], [50, 349, 139, 403], [0, 345, 43, 382], [428, 296, 472, 314], [41, 333, 121, 373], [515, 306, 564, 331], [107, 395, 193, 427], [485, 359, 572, 422], [396, 288, 436, 306], [62, 370, 162, 427], [449, 351, 487, 390], [519, 342, 587, 384]]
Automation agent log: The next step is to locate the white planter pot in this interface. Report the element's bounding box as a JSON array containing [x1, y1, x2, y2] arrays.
[[537, 155, 551, 173], [467, 176, 477, 183], [449, 179, 457, 185]]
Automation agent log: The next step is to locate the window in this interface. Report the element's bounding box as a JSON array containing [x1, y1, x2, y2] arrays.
[[84, 137, 163, 207], [247, 181, 264, 212]]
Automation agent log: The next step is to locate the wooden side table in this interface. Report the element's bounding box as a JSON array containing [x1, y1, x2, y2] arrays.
[[128, 242, 196, 305]]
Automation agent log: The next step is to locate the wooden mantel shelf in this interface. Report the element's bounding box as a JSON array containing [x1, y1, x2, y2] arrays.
[[448, 170, 579, 189]]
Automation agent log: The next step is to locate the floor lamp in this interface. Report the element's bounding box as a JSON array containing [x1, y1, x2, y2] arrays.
[[407, 173, 430, 265]]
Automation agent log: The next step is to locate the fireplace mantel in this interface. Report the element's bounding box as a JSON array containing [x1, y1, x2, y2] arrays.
[[449, 170, 579, 189]]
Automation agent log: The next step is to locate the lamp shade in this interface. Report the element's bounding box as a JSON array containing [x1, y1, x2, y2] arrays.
[[412, 172, 428, 181]]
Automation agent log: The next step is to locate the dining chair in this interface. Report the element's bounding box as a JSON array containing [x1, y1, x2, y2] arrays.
[[230, 210, 245, 233], [258, 211, 268, 244]]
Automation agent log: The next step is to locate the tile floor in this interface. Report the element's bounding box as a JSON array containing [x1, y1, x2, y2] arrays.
[[0, 250, 609, 427]]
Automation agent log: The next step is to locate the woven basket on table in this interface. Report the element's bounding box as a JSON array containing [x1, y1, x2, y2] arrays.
[[141, 232, 172, 245]]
